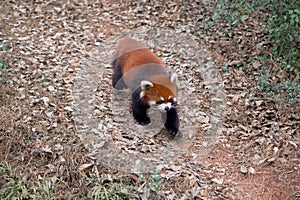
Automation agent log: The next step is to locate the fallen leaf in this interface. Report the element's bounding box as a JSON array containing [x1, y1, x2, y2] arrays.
[[212, 178, 223, 184], [240, 165, 247, 174], [232, 94, 240, 104], [78, 163, 93, 171], [228, 60, 241, 66]]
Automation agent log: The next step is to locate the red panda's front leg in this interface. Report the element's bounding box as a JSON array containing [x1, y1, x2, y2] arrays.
[[164, 107, 179, 136], [131, 88, 151, 125]]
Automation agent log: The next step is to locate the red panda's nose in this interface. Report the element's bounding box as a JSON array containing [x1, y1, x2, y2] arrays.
[[164, 107, 169, 111]]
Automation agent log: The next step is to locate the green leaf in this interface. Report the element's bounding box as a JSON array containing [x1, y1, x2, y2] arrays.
[[212, 14, 220, 21], [232, 19, 240, 25], [0, 43, 8, 50], [206, 21, 215, 28]]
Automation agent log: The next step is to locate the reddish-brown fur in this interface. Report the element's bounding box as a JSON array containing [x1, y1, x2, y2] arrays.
[[112, 37, 180, 135], [144, 75, 177, 103], [113, 37, 177, 104]]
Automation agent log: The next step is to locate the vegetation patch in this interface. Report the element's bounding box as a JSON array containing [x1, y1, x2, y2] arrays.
[[0, 0, 299, 199], [204, 0, 299, 103]]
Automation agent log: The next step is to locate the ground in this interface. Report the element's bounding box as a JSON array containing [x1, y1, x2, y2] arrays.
[[0, 0, 299, 199]]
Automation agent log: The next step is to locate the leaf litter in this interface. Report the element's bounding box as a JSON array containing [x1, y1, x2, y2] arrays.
[[0, 0, 299, 199]]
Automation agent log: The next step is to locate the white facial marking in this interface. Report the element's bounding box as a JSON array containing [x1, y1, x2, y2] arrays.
[[160, 96, 164, 101], [157, 102, 172, 112], [149, 100, 156, 105], [173, 97, 177, 102]]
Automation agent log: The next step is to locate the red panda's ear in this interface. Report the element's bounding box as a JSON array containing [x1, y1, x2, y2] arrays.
[[170, 73, 179, 86], [141, 80, 153, 91]]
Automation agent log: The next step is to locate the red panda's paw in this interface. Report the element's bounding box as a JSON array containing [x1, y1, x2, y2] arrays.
[[165, 116, 179, 136], [135, 115, 151, 126], [164, 108, 180, 136], [165, 123, 179, 136]]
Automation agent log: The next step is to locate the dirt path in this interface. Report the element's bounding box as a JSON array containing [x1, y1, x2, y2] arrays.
[[0, 1, 299, 199]]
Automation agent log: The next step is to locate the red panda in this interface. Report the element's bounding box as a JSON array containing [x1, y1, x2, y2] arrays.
[[112, 37, 180, 136]]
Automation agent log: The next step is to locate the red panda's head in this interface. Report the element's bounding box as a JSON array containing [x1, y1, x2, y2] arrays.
[[140, 73, 178, 112]]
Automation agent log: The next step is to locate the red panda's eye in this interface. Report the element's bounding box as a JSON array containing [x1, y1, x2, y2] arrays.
[[168, 99, 174, 103], [156, 100, 164, 104]]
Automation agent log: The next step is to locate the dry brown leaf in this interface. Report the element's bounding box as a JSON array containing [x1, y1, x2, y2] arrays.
[[228, 60, 241, 66], [78, 163, 93, 171], [232, 94, 240, 104], [252, 60, 260, 69]]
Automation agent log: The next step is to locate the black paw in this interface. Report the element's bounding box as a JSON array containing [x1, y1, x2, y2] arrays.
[[165, 123, 179, 136], [136, 116, 151, 125], [164, 107, 179, 136]]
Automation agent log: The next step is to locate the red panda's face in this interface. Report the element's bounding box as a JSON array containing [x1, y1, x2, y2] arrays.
[[140, 74, 178, 112]]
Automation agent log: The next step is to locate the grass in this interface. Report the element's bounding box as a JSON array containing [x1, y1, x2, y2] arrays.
[[0, 161, 142, 199], [0, 43, 8, 82], [202, 0, 300, 104], [0, 59, 6, 82], [0, 163, 31, 199], [0, 163, 60, 199], [86, 173, 138, 200]]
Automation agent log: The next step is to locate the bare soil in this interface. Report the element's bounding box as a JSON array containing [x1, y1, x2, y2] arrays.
[[0, 0, 299, 199]]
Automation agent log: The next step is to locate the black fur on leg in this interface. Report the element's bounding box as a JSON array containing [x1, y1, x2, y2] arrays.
[[164, 107, 179, 136], [131, 88, 151, 125]]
